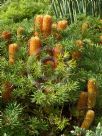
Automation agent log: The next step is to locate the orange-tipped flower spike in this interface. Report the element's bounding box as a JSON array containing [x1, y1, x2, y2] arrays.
[[2, 82, 14, 103], [29, 36, 41, 56], [52, 23, 57, 30], [34, 15, 43, 32], [75, 40, 83, 48], [17, 27, 24, 37], [42, 15, 52, 37], [81, 110, 95, 129], [53, 44, 63, 68], [72, 51, 81, 60], [43, 57, 56, 69], [77, 91, 88, 112], [82, 22, 89, 33], [99, 35, 102, 42], [57, 20, 68, 30], [87, 79, 97, 109], [53, 44, 62, 58], [9, 43, 18, 64], [1, 31, 11, 40]]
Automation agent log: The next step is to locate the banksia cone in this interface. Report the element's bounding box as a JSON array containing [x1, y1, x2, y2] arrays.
[[100, 19, 102, 23], [42, 15, 52, 36], [34, 15, 43, 32], [53, 44, 62, 59], [43, 88, 52, 95], [87, 79, 97, 109], [45, 47, 53, 56], [99, 35, 102, 44], [53, 32, 62, 41], [2, 82, 14, 103], [82, 22, 89, 33], [57, 20, 68, 30], [53, 44, 63, 68], [81, 110, 95, 129], [77, 92, 88, 112], [1, 31, 11, 40], [43, 57, 56, 69], [34, 32, 39, 37], [17, 27, 24, 37], [75, 40, 83, 48], [52, 23, 62, 40], [72, 51, 81, 60], [29, 36, 41, 56], [100, 35, 102, 42], [9, 43, 18, 64], [52, 23, 57, 29]]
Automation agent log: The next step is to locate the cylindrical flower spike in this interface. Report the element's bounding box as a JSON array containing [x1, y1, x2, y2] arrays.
[[29, 36, 41, 56], [52, 23, 57, 30], [17, 27, 24, 37], [77, 91, 88, 111], [34, 15, 43, 32], [2, 82, 14, 103], [9, 43, 18, 64], [57, 20, 68, 30], [53, 44, 63, 68], [100, 35, 102, 42], [81, 110, 95, 129], [87, 79, 97, 109], [42, 15, 52, 37], [81, 22, 89, 33], [42, 57, 56, 69], [53, 44, 62, 58], [72, 51, 81, 60], [1, 31, 11, 40], [75, 40, 83, 48]]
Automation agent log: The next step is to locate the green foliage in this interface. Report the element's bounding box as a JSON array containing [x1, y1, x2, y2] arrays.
[[29, 117, 48, 135], [51, 0, 102, 22], [3, 102, 22, 127], [1, 102, 26, 136], [0, 0, 7, 6], [0, 1, 102, 134], [71, 122, 102, 136], [0, 0, 50, 22]]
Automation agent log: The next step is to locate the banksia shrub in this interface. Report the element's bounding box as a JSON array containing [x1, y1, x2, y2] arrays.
[[1, 12, 102, 135]]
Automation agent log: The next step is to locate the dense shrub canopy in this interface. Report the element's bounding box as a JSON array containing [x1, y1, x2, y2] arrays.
[[0, 0, 102, 136]]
